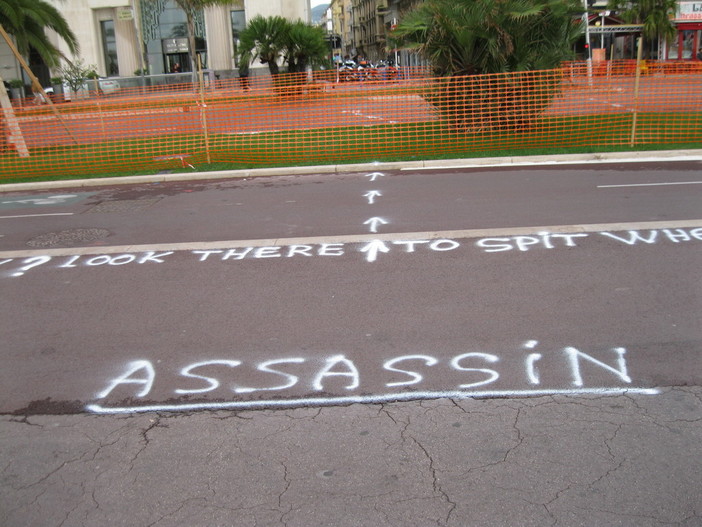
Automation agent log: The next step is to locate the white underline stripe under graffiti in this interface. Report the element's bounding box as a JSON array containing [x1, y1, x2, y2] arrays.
[[86, 387, 661, 414], [2, 219, 702, 259], [0, 213, 75, 219]]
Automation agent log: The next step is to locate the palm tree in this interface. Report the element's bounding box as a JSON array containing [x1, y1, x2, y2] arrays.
[[607, 0, 677, 58], [238, 16, 329, 77], [0, 0, 78, 67], [389, 0, 583, 76], [284, 20, 329, 73], [1, 0, 78, 157], [237, 15, 289, 76], [389, 0, 584, 132]]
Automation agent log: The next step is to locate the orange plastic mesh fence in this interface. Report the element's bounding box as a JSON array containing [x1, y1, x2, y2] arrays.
[[1, 61, 701, 181]]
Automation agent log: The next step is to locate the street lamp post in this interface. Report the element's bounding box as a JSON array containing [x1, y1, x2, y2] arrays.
[[583, 0, 593, 81]]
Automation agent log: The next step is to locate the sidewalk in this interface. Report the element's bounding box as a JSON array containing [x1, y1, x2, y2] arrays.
[[2, 387, 700, 526]]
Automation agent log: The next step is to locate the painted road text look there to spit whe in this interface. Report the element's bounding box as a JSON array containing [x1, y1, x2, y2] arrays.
[[2, 223, 702, 278]]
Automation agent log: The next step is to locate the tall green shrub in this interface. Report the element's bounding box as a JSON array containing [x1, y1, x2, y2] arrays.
[[391, 0, 582, 131]]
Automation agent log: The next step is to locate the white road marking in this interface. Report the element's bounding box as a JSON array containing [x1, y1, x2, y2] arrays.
[[404, 156, 702, 171], [586, 97, 632, 112], [1, 194, 78, 205], [363, 216, 388, 233], [17, 106, 186, 123], [598, 181, 702, 188], [363, 190, 382, 204], [0, 213, 74, 219], [1, 219, 701, 259], [86, 387, 661, 414], [360, 239, 390, 262], [365, 172, 385, 182]]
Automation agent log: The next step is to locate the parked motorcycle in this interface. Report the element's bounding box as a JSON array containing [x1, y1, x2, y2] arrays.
[[338, 60, 376, 82], [337, 59, 398, 82], [375, 61, 399, 81]]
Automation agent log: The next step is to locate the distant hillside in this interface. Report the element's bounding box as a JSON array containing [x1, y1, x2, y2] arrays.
[[312, 4, 329, 24]]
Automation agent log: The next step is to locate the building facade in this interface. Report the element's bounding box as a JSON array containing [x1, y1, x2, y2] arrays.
[[1, 0, 312, 86], [321, 0, 420, 66], [349, 0, 417, 64], [330, 0, 702, 66], [585, 1, 702, 60], [3, 0, 701, 89]]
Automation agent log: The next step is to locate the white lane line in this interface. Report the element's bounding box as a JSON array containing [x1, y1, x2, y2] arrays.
[[0, 213, 74, 219], [585, 97, 631, 112], [86, 387, 661, 414], [598, 181, 702, 189], [2, 218, 702, 259]]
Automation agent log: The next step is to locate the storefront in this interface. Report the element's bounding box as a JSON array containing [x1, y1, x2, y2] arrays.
[[141, 0, 208, 75], [669, 1, 702, 59], [586, 13, 642, 60]]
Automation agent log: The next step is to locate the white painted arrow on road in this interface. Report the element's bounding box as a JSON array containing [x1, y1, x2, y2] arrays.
[[363, 190, 382, 204], [360, 240, 390, 262], [363, 217, 388, 233], [365, 172, 385, 182]]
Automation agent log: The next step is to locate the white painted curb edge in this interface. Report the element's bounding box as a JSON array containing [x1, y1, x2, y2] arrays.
[[1, 149, 701, 192]]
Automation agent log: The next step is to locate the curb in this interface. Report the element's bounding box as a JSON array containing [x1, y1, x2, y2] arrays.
[[1, 149, 701, 192]]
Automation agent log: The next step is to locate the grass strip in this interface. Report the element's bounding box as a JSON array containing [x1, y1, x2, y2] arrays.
[[1, 112, 700, 184]]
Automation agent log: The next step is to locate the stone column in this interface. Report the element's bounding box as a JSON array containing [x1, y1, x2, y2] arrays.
[[114, 15, 141, 76], [204, 5, 233, 71]]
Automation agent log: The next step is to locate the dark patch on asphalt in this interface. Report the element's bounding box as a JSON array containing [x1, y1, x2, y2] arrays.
[[27, 228, 112, 248], [10, 398, 85, 416], [85, 198, 161, 213]]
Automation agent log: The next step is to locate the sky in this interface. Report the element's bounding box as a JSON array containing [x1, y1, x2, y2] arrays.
[[311, 1, 329, 7]]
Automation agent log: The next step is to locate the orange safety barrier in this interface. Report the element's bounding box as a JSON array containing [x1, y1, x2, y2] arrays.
[[1, 61, 701, 182]]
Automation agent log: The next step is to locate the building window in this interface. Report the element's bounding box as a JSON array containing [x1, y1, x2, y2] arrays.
[[231, 9, 245, 64], [100, 20, 119, 76], [142, 0, 206, 74]]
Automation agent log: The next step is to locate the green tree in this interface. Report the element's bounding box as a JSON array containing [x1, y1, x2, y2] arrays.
[[58, 58, 97, 97], [0, 0, 78, 67], [390, 0, 584, 132], [390, 0, 583, 76], [237, 15, 289, 76], [238, 16, 329, 76], [284, 20, 329, 73], [607, 0, 677, 58]]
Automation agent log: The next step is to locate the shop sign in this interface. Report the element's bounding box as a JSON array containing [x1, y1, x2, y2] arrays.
[[117, 7, 133, 21], [676, 1, 702, 20], [162, 38, 189, 53]]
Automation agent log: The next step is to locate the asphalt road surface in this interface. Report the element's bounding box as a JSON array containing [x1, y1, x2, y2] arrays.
[[1, 154, 701, 526]]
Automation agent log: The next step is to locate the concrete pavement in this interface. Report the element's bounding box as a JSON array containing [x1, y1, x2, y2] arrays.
[[3, 388, 701, 526]]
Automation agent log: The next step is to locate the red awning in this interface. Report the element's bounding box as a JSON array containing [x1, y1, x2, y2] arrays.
[[674, 22, 702, 29]]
